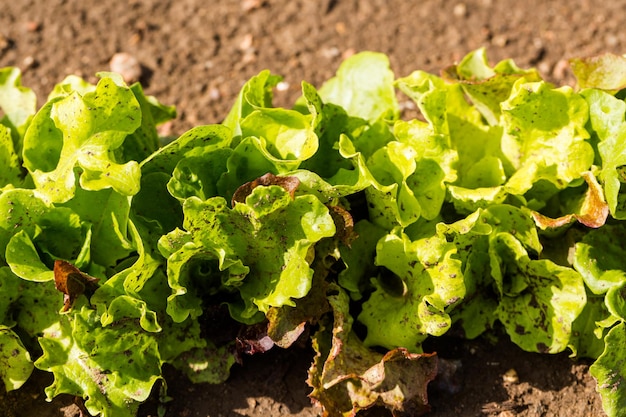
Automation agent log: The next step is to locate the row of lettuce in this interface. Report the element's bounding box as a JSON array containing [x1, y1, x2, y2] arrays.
[[1, 49, 626, 416]]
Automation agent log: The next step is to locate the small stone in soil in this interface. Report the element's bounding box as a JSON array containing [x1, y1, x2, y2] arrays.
[[502, 368, 519, 384], [109, 52, 142, 84]]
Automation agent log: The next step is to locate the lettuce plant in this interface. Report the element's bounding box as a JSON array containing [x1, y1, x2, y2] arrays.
[[1, 49, 626, 416]]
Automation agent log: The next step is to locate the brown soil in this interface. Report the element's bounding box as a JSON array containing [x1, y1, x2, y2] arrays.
[[0, 0, 622, 416]]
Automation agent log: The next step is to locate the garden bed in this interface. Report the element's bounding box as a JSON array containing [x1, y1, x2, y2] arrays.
[[1, 1, 625, 416]]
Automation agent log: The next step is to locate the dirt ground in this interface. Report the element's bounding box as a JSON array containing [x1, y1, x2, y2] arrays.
[[1, 0, 624, 416]]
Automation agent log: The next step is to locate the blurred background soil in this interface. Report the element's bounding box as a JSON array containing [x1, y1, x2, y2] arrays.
[[1, 0, 623, 416]]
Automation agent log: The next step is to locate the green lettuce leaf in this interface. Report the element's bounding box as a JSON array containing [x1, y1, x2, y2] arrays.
[[583, 89, 626, 219], [0, 189, 90, 267], [298, 82, 367, 182], [443, 47, 541, 125], [222, 69, 282, 136], [0, 67, 37, 144], [60, 187, 134, 268], [0, 326, 33, 391], [160, 184, 335, 323], [396, 65, 510, 214], [23, 75, 142, 203], [337, 220, 388, 300], [437, 210, 497, 339], [35, 308, 162, 417], [318, 52, 399, 123], [570, 53, 626, 90], [358, 229, 465, 351], [590, 322, 626, 417], [0, 125, 29, 189], [573, 223, 626, 294], [569, 292, 610, 359], [491, 232, 586, 353], [501, 80, 593, 205]]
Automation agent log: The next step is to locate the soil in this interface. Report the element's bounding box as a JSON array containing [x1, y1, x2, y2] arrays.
[[0, 0, 623, 416]]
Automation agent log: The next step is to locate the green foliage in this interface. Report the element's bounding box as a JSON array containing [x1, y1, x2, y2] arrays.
[[2, 50, 626, 417]]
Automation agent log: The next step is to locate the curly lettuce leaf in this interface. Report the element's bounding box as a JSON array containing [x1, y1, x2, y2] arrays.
[[397, 66, 510, 214], [0, 67, 37, 144], [23, 74, 142, 203], [308, 285, 438, 417], [570, 53, 626, 91], [501, 81, 593, 204], [159, 184, 335, 323], [0, 125, 29, 189], [298, 82, 367, 181], [222, 69, 283, 136], [590, 322, 626, 417], [573, 223, 626, 294], [35, 308, 161, 417], [136, 124, 233, 233], [0, 326, 33, 391], [491, 232, 586, 353], [358, 229, 465, 351], [443, 47, 541, 125], [441, 205, 543, 340], [241, 107, 317, 162], [0, 189, 89, 268], [437, 210, 496, 339], [60, 187, 134, 268], [583, 89, 626, 219], [318, 52, 399, 123]]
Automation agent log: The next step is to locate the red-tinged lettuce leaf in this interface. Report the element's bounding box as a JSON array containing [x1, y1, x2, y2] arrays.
[[308, 286, 438, 417], [267, 265, 331, 348], [590, 322, 626, 417], [582, 89, 626, 219], [531, 171, 609, 231], [53, 260, 99, 312], [570, 53, 626, 90], [231, 172, 300, 206]]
